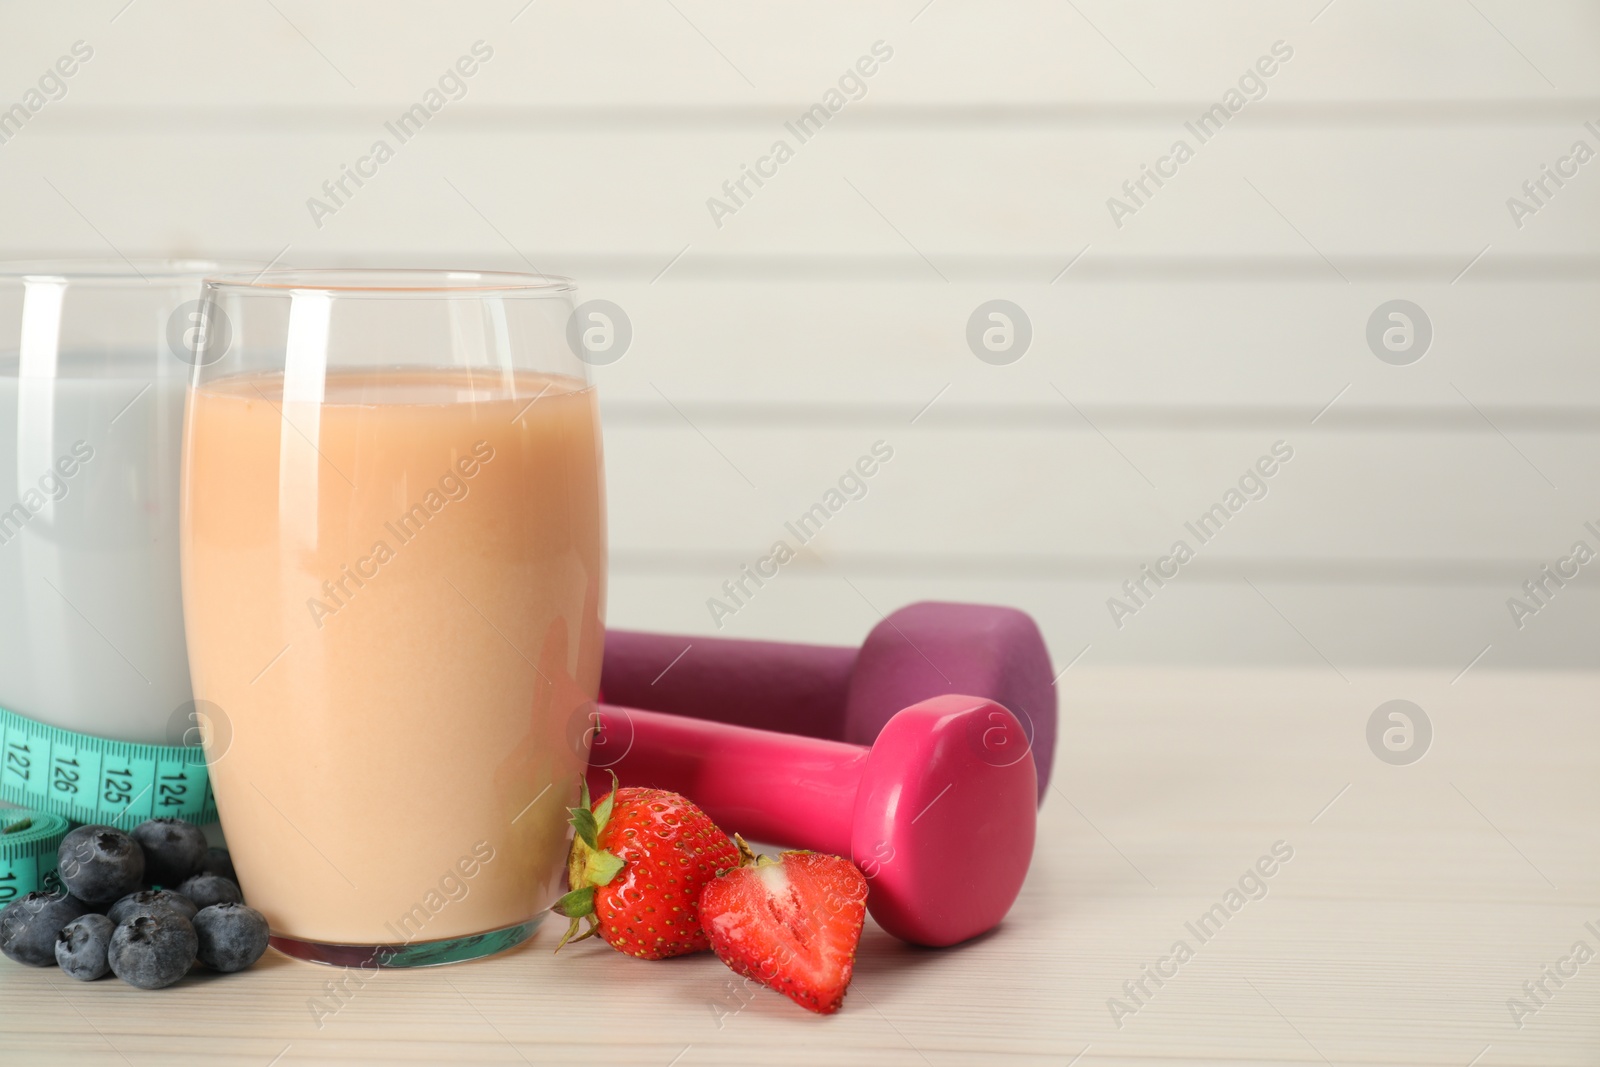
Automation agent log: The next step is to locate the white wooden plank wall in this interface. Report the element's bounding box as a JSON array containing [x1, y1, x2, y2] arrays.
[[1, 0, 1596, 671]]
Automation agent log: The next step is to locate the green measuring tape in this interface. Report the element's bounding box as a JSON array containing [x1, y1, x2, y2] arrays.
[[0, 705, 217, 831], [0, 809, 70, 903]]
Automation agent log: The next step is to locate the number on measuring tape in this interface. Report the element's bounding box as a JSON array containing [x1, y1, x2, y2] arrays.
[[20, 722, 51, 802], [103, 753, 158, 824], [66, 747, 102, 819], [153, 757, 205, 820], [3, 738, 30, 786]]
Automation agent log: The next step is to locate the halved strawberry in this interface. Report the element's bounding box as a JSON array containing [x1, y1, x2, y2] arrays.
[[552, 774, 739, 960], [699, 845, 869, 1015]]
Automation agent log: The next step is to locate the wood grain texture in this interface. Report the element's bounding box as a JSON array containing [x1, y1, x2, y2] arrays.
[[0, 667, 1594, 1065]]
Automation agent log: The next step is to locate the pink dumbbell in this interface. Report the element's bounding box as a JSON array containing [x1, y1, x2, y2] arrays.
[[583, 694, 1036, 948], [602, 601, 1056, 804]]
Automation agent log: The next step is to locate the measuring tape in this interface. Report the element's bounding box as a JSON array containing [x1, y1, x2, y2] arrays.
[[0, 809, 70, 904], [0, 705, 217, 831]]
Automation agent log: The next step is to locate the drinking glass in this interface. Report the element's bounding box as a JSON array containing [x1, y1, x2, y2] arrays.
[[180, 270, 606, 966], [0, 260, 243, 754]]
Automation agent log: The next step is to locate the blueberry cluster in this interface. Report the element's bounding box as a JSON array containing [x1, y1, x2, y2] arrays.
[[0, 818, 268, 989]]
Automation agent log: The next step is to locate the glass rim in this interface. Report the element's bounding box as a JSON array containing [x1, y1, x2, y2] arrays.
[[204, 268, 575, 296], [0, 258, 260, 284]]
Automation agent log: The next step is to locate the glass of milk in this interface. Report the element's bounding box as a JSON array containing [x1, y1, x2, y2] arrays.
[[181, 270, 607, 966], [0, 261, 244, 748]]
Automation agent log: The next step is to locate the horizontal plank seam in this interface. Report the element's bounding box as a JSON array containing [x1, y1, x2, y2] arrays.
[[23, 101, 1600, 131], [596, 404, 1600, 431], [607, 552, 1600, 584]]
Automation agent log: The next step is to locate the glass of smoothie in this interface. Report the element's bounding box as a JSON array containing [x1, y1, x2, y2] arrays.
[[180, 270, 606, 967], [0, 260, 240, 762]]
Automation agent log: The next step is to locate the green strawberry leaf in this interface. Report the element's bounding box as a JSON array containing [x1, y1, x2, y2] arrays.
[[557, 917, 597, 952], [590, 770, 619, 834], [570, 806, 599, 850], [552, 886, 595, 918], [592, 792, 614, 834], [586, 849, 624, 886]]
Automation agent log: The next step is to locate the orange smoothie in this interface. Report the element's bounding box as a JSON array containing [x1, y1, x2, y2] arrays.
[[180, 369, 604, 946]]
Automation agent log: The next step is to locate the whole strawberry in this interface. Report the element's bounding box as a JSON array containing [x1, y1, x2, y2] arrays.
[[552, 774, 738, 959], [700, 845, 869, 1014]]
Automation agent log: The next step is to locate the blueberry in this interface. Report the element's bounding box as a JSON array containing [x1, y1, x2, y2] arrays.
[[57, 825, 144, 905], [193, 902, 270, 973], [108, 912, 196, 989], [130, 819, 207, 888], [176, 874, 242, 910], [55, 913, 114, 981], [0, 890, 91, 966], [108, 889, 198, 926], [198, 847, 236, 883]]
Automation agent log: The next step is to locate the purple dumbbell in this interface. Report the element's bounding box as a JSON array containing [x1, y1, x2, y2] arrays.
[[601, 601, 1056, 803]]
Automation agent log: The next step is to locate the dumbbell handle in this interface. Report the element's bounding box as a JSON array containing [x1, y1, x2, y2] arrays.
[[601, 630, 857, 738], [583, 703, 865, 853]]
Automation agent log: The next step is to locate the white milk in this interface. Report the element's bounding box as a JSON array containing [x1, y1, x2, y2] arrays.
[[0, 369, 191, 744]]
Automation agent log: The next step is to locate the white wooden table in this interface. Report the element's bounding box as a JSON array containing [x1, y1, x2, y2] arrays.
[[2, 666, 1593, 1065]]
